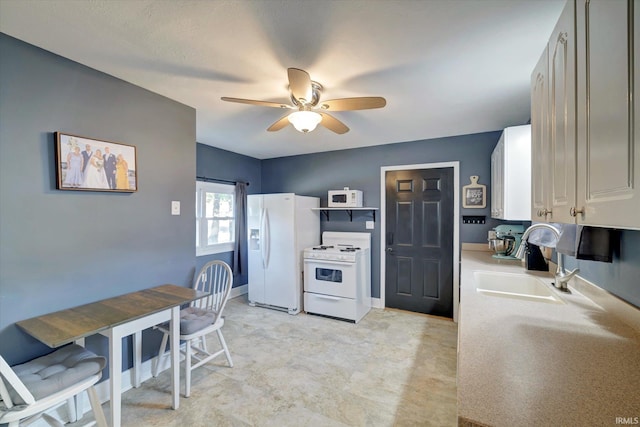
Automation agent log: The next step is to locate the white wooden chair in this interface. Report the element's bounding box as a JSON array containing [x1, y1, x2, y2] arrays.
[[153, 260, 233, 397], [0, 344, 107, 427]]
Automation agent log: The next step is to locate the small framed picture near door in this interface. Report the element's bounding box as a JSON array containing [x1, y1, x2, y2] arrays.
[[462, 175, 486, 208], [55, 132, 137, 192]]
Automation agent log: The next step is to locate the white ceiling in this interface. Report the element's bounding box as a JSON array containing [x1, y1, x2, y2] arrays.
[[0, 0, 564, 159]]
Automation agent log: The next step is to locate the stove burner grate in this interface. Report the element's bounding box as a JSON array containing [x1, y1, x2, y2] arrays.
[[312, 245, 334, 250]]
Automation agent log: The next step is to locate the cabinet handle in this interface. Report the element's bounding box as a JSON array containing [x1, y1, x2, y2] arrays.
[[570, 206, 584, 217], [537, 208, 552, 218]]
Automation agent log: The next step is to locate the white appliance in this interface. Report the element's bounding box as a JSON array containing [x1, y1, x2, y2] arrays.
[[328, 188, 363, 207], [247, 193, 320, 314], [303, 232, 371, 323]]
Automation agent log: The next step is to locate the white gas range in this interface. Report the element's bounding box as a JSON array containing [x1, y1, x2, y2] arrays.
[[303, 232, 371, 323]]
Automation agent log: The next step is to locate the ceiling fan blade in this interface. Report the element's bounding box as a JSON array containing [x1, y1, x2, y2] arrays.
[[287, 68, 313, 104], [319, 112, 349, 134], [221, 97, 292, 109], [267, 115, 291, 132], [319, 97, 387, 111]]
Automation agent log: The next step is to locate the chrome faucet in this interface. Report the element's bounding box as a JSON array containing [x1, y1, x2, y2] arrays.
[[515, 223, 579, 292]]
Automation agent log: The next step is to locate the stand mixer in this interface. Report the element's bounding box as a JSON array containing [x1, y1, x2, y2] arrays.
[[488, 224, 524, 259]]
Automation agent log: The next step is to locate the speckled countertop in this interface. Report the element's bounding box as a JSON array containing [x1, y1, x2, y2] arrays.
[[458, 250, 640, 427]]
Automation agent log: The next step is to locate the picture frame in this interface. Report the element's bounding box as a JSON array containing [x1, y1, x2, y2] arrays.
[[462, 175, 486, 208], [55, 132, 137, 192]]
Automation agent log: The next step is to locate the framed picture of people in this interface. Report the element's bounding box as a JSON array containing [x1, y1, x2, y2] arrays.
[[55, 132, 137, 192]]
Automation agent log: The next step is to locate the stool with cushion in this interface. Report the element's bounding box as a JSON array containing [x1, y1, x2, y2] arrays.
[[153, 260, 233, 397], [0, 344, 107, 427]]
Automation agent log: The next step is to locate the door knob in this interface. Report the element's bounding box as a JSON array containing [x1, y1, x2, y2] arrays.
[[386, 247, 394, 253]]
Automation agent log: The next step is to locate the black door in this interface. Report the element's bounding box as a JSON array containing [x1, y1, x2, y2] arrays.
[[385, 168, 454, 317]]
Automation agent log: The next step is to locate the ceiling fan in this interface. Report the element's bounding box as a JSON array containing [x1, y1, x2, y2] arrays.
[[221, 68, 386, 134]]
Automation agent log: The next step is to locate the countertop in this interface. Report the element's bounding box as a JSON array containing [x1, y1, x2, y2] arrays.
[[458, 250, 640, 427]]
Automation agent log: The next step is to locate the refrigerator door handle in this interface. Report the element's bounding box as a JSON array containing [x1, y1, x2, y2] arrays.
[[263, 208, 270, 268], [260, 208, 267, 269]]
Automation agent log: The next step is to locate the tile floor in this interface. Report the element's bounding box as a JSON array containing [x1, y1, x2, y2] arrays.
[[73, 295, 458, 426]]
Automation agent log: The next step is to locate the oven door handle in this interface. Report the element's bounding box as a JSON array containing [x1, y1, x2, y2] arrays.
[[304, 259, 354, 267], [314, 294, 342, 301]]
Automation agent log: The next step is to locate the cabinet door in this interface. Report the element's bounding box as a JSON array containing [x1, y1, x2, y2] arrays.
[[490, 137, 504, 219], [503, 125, 532, 220], [531, 47, 550, 221], [576, 0, 640, 229], [490, 148, 498, 217], [549, 0, 577, 224]]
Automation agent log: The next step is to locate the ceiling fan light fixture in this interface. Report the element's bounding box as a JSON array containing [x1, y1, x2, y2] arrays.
[[288, 111, 322, 133], [222, 68, 385, 134]]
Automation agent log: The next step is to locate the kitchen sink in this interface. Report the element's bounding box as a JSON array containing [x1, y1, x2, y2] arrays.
[[474, 271, 564, 304]]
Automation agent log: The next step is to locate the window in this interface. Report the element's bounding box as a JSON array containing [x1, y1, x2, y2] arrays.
[[196, 181, 235, 255]]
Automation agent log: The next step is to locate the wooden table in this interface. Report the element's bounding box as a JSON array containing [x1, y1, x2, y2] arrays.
[[16, 284, 206, 427]]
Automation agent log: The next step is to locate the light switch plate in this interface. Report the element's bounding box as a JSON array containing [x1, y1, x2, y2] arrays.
[[171, 201, 180, 215], [366, 220, 375, 229]]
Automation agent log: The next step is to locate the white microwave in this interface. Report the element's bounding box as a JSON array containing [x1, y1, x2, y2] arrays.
[[328, 188, 363, 207]]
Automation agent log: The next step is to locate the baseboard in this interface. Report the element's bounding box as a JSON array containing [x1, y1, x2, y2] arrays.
[[93, 354, 161, 404], [371, 297, 383, 309], [230, 284, 248, 299]]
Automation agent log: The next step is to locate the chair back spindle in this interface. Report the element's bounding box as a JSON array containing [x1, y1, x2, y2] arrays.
[[191, 260, 232, 323]]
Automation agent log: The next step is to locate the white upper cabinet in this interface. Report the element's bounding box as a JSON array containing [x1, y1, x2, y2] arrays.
[[530, 0, 640, 230], [531, 47, 550, 221], [491, 125, 531, 221], [530, 0, 576, 224], [549, 0, 577, 225], [574, 0, 640, 229], [490, 138, 503, 218]]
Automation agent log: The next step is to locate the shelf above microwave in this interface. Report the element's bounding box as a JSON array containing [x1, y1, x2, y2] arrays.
[[311, 207, 379, 222]]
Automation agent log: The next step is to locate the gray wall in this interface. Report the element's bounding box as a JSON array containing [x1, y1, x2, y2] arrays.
[[0, 34, 196, 365], [195, 143, 262, 285], [261, 132, 502, 298]]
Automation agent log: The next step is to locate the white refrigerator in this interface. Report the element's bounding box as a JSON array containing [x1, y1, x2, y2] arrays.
[[247, 193, 320, 314]]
